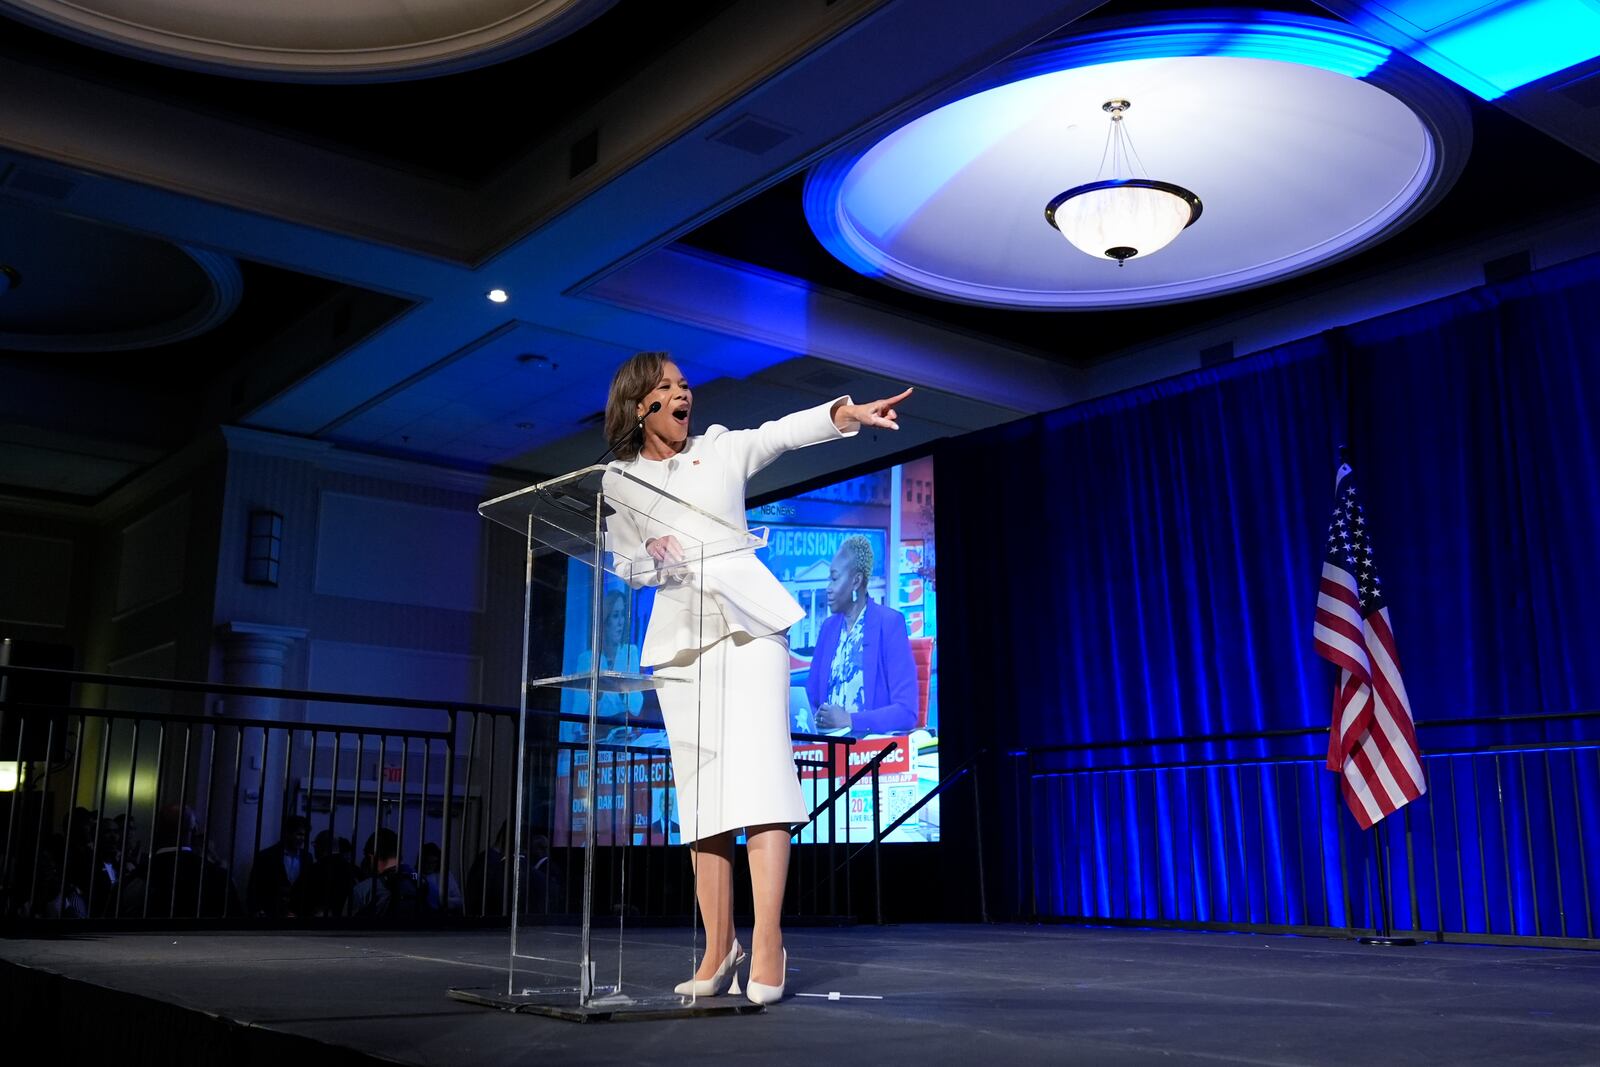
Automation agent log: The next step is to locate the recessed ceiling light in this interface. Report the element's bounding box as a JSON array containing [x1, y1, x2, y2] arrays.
[[486, 288, 509, 303]]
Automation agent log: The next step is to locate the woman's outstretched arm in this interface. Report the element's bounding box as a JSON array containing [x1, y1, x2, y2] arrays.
[[722, 388, 915, 481]]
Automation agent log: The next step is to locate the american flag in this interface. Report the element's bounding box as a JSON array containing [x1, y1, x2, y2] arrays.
[[1311, 462, 1425, 829]]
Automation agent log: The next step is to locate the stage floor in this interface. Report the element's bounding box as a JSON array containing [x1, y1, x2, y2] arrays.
[[4, 924, 1599, 1065]]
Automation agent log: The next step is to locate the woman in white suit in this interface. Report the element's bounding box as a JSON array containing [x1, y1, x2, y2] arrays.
[[601, 351, 910, 1005]]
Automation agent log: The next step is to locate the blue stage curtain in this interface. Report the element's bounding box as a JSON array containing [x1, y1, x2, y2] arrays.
[[939, 253, 1600, 934]]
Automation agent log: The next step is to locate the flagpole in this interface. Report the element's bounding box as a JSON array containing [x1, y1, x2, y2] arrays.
[[1358, 819, 1417, 947]]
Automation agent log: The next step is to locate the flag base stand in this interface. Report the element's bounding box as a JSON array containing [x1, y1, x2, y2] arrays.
[[1356, 934, 1418, 947]]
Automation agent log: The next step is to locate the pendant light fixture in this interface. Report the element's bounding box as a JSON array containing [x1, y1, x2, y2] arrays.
[[1045, 99, 1202, 266]]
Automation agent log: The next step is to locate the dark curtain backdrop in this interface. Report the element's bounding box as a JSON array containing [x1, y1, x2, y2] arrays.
[[937, 252, 1600, 932]]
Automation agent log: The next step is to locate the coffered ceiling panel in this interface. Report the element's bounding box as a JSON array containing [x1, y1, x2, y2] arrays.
[[0, 0, 621, 80]]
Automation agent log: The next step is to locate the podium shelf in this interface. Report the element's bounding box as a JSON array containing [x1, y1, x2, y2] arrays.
[[526, 670, 684, 693]]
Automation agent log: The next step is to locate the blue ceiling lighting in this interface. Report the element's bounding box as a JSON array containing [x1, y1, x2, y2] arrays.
[[1400, 0, 1600, 99], [805, 11, 1471, 310], [1000, 14, 1393, 80]]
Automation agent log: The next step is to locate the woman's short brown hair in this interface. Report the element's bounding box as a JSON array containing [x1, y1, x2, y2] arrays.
[[603, 351, 669, 461]]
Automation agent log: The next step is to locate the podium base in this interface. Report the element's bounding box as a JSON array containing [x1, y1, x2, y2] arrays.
[[447, 986, 765, 1022], [1356, 935, 1419, 947]]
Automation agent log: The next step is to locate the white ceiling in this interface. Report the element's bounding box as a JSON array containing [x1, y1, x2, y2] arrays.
[[809, 48, 1468, 307]]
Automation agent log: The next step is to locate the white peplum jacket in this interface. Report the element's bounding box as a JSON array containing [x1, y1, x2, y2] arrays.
[[601, 397, 856, 668]]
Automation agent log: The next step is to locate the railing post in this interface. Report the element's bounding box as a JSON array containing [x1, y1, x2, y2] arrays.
[[456, 711, 476, 912], [441, 706, 457, 921], [57, 715, 87, 916], [828, 739, 839, 917], [871, 763, 883, 925], [972, 753, 989, 923], [1026, 750, 1038, 921], [2, 718, 24, 895], [27, 717, 56, 917]]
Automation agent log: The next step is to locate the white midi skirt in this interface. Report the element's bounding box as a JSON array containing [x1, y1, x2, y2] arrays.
[[654, 631, 808, 842]]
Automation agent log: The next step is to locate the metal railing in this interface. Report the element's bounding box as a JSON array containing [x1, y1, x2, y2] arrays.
[[0, 662, 943, 927], [0, 663, 469, 922], [1013, 711, 1600, 949]]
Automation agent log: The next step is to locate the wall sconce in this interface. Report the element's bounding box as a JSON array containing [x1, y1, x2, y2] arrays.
[[245, 509, 283, 586]]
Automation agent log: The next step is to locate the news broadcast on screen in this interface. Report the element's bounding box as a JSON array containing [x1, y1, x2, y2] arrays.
[[554, 454, 939, 846]]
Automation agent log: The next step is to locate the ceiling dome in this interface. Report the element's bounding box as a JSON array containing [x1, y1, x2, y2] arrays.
[[0, 0, 619, 81], [804, 11, 1472, 309], [0, 200, 241, 351]]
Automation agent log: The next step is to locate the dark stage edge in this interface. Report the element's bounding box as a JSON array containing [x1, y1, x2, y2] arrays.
[[4, 925, 1600, 1066]]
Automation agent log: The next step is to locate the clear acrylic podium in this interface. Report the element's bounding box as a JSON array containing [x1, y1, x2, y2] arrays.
[[451, 464, 768, 1020]]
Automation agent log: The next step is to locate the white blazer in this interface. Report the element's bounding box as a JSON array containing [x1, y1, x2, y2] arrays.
[[602, 398, 856, 667]]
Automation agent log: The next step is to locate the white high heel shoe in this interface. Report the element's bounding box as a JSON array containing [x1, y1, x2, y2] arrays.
[[744, 947, 786, 1006], [674, 940, 746, 997]]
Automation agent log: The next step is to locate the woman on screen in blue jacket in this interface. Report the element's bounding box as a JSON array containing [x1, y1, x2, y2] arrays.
[[809, 535, 920, 735]]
